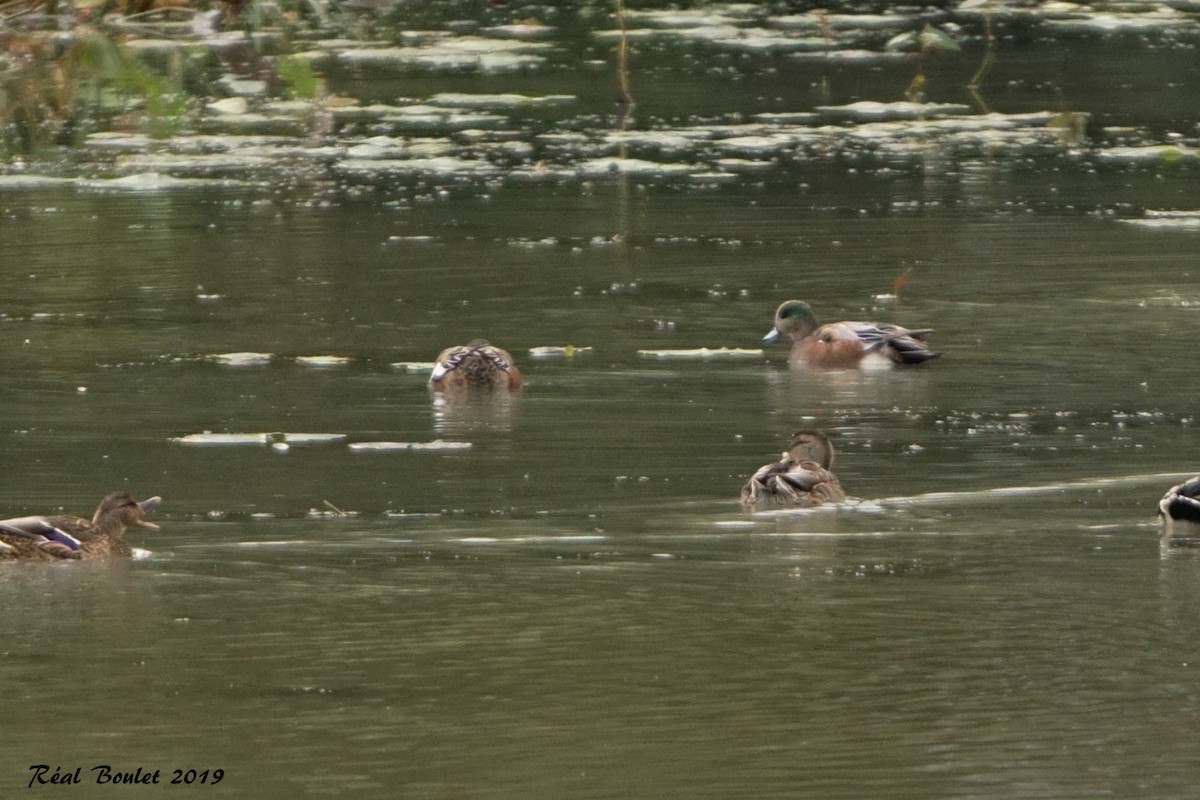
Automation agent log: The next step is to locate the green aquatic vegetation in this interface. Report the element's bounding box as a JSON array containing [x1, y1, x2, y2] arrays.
[[0, 0, 344, 154], [0, 28, 188, 151], [106, 44, 189, 138], [1047, 111, 1090, 146], [1156, 145, 1193, 164], [275, 55, 317, 99], [968, 12, 995, 91], [905, 24, 961, 104]]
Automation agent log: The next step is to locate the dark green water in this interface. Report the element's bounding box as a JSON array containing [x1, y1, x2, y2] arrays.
[[3, 3, 1200, 798]]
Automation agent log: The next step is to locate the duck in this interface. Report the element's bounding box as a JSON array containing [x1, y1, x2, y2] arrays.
[[762, 300, 940, 369], [741, 430, 846, 510], [429, 339, 522, 392], [0, 492, 161, 561], [1158, 476, 1200, 535]]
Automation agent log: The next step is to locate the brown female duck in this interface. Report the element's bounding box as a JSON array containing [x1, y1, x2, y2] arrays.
[[429, 339, 522, 392], [741, 430, 846, 510], [0, 492, 161, 561]]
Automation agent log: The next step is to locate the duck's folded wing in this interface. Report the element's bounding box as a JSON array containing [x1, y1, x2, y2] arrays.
[[851, 323, 903, 352], [742, 459, 798, 504], [852, 323, 939, 363], [851, 322, 923, 348], [0, 517, 82, 550], [775, 465, 825, 492], [1172, 476, 1200, 499], [779, 461, 842, 491]]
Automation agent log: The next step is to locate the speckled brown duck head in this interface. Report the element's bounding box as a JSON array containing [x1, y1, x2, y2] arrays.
[[0, 492, 161, 561], [429, 339, 522, 392], [85, 492, 161, 554], [783, 430, 836, 470]]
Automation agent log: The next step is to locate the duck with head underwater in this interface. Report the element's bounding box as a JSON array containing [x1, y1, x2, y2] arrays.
[[0, 492, 161, 561], [429, 339, 522, 392], [763, 300, 939, 369]]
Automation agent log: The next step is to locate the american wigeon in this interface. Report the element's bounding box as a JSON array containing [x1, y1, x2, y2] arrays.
[[763, 300, 939, 369], [741, 430, 846, 510]]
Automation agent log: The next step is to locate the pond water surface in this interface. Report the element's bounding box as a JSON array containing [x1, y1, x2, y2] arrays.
[[3, 2, 1200, 798]]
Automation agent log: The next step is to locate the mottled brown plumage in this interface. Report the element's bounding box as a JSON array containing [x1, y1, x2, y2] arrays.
[[429, 339, 522, 392], [741, 431, 845, 510], [0, 493, 161, 561]]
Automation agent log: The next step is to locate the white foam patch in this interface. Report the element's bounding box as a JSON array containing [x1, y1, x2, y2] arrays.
[[528, 346, 592, 358], [349, 441, 472, 453], [295, 356, 352, 367], [208, 352, 273, 367]]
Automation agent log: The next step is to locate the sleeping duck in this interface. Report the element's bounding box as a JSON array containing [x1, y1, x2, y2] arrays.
[[741, 430, 845, 510]]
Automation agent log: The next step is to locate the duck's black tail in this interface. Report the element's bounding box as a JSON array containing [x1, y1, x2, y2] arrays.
[[889, 333, 941, 365], [1162, 477, 1200, 524]]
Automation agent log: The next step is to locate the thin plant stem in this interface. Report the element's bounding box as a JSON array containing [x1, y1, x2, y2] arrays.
[[968, 12, 995, 89], [614, 0, 635, 121]]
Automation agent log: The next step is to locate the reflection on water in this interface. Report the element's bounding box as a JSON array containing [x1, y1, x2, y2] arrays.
[[763, 367, 938, 419], [3, 3, 1200, 798], [430, 390, 520, 437], [4, 195, 1200, 795], [5, 512, 1197, 797]]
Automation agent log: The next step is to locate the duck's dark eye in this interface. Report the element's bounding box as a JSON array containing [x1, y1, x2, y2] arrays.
[[819, 334, 832, 343]]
